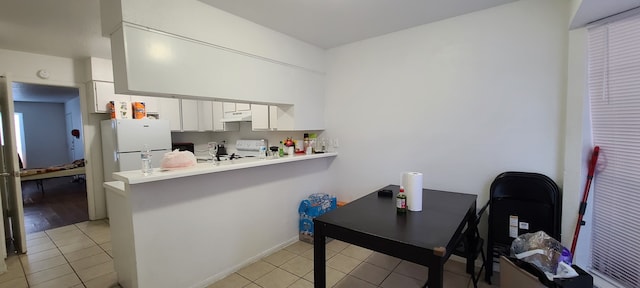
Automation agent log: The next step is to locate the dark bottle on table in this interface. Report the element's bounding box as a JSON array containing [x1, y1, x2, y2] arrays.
[[396, 186, 407, 213]]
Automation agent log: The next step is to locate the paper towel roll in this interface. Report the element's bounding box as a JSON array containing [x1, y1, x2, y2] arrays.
[[402, 172, 423, 211]]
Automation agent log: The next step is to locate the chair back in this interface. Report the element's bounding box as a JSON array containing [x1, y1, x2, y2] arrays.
[[485, 171, 561, 283]]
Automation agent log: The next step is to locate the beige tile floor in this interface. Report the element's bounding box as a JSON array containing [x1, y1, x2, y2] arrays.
[[1, 221, 501, 288], [208, 240, 502, 288], [0, 220, 118, 288]]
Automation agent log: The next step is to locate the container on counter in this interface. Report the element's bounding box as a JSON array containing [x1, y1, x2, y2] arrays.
[[258, 139, 267, 159], [133, 102, 146, 119]]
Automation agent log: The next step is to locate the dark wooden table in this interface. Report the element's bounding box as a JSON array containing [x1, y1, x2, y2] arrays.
[[313, 185, 477, 288]]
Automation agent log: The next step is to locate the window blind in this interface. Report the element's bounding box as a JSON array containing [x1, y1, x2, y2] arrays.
[[588, 13, 640, 288]]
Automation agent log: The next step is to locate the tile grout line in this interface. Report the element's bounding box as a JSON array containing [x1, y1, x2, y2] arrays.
[[45, 227, 87, 288], [355, 256, 402, 287], [26, 222, 110, 288], [68, 221, 113, 287], [21, 230, 76, 288]]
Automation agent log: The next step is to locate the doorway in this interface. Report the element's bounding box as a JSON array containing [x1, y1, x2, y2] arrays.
[[11, 82, 88, 235]]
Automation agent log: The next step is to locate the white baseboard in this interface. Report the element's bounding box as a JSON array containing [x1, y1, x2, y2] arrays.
[[195, 235, 300, 288]]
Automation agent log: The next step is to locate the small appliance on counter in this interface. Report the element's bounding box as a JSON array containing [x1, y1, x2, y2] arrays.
[[171, 142, 195, 153], [216, 142, 228, 156]]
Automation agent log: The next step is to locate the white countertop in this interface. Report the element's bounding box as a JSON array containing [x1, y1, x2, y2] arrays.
[[103, 181, 126, 195], [112, 152, 337, 184]]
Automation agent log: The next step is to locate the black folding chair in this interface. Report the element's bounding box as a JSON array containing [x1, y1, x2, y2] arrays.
[[452, 200, 490, 288], [485, 171, 561, 283]]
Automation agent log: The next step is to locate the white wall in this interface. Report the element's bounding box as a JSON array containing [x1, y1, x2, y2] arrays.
[[563, 27, 596, 268], [14, 102, 68, 168], [0, 49, 82, 85], [324, 0, 570, 222]]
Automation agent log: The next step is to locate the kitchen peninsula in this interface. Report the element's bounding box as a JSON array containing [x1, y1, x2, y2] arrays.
[[104, 153, 337, 288]]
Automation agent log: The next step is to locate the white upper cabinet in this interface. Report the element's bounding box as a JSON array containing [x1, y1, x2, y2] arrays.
[[87, 81, 131, 113], [223, 102, 250, 113], [109, 24, 325, 130], [157, 98, 181, 131], [223, 102, 236, 113], [213, 101, 239, 132], [197, 100, 214, 131], [251, 104, 269, 131], [251, 105, 282, 131], [236, 103, 251, 111], [180, 99, 216, 132], [85, 57, 114, 82], [180, 99, 199, 131], [87, 81, 160, 114], [85, 58, 159, 114], [269, 106, 278, 130]]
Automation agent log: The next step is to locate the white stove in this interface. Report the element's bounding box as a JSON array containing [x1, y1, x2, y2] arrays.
[[234, 139, 267, 158], [197, 139, 268, 163]]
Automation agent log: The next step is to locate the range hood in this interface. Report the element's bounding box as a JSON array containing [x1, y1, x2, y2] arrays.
[[221, 110, 252, 122]]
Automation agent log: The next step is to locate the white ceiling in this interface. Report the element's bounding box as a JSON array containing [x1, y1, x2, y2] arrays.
[[0, 0, 111, 60], [1, 0, 639, 62], [199, 0, 518, 48], [0, 0, 520, 62], [570, 0, 640, 29]]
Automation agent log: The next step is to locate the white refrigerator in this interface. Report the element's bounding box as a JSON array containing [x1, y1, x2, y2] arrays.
[[101, 119, 171, 181]]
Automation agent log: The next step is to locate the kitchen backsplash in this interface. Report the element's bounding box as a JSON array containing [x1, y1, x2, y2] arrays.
[[171, 122, 325, 158]]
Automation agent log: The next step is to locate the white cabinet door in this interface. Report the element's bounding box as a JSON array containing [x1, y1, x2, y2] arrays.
[[198, 100, 214, 131], [222, 102, 250, 113], [251, 104, 269, 130], [85, 57, 114, 82], [181, 99, 199, 131], [236, 103, 251, 111], [251, 105, 280, 131], [89, 81, 131, 113], [130, 95, 159, 113], [157, 98, 181, 131], [269, 106, 278, 130], [213, 101, 239, 132], [223, 102, 236, 113], [213, 101, 225, 131]]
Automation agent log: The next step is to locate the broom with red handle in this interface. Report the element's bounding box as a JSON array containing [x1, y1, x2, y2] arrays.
[[570, 146, 600, 259]]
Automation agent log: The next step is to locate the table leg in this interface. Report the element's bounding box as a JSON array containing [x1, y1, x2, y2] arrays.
[[37, 180, 44, 197], [466, 203, 477, 274], [313, 223, 326, 288], [427, 264, 443, 288]]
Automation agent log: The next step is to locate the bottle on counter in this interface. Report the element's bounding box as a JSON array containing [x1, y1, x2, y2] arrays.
[[258, 139, 267, 160], [309, 133, 317, 153], [303, 133, 310, 152], [396, 186, 407, 213], [141, 144, 152, 175], [279, 141, 285, 157]]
